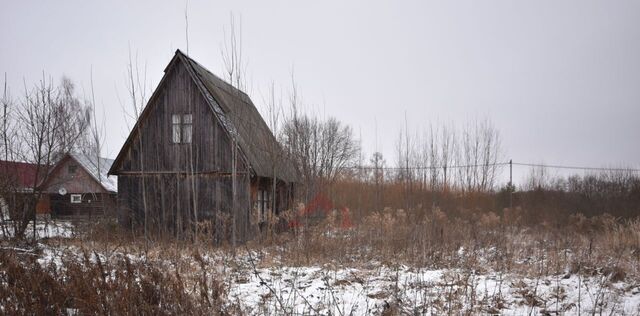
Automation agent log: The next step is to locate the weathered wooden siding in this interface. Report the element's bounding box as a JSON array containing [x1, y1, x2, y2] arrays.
[[118, 173, 251, 241], [114, 60, 238, 174], [115, 59, 254, 241], [50, 193, 116, 217]]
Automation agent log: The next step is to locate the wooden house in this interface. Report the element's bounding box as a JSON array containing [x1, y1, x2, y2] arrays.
[[40, 153, 117, 218], [108, 50, 297, 241], [1, 154, 116, 221]]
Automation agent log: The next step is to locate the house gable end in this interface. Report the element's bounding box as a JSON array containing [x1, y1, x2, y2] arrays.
[[41, 155, 108, 194], [109, 53, 247, 175]]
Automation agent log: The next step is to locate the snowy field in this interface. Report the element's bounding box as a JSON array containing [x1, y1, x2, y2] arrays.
[[23, 243, 640, 315], [1, 216, 640, 315], [228, 263, 640, 315], [228, 258, 640, 315]]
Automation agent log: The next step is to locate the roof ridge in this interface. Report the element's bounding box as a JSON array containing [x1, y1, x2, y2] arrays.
[[175, 50, 251, 99]]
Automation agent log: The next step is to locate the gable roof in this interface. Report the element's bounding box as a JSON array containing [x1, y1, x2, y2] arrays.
[[69, 153, 117, 193], [109, 50, 297, 183], [180, 51, 297, 183]]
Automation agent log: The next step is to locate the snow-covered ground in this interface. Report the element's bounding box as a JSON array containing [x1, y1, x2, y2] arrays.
[[228, 263, 640, 315], [0, 220, 75, 239], [32, 220, 75, 239], [27, 243, 640, 315]]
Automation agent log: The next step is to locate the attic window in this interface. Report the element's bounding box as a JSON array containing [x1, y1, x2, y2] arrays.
[[182, 114, 192, 143], [172, 114, 192, 144], [68, 164, 77, 174], [172, 115, 181, 143]]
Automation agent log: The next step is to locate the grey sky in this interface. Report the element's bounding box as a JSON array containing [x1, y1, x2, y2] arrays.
[[1, 0, 639, 183]]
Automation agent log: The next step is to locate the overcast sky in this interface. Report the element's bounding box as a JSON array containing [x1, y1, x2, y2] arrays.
[[1, 0, 639, 183]]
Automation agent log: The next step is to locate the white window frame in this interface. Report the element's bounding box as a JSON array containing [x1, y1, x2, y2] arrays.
[[70, 194, 82, 204], [171, 114, 181, 144], [182, 114, 192, 143], [171, 113, 192, 144]]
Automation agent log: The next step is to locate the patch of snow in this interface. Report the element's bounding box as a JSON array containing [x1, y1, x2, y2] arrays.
[[1, 220, 75, 239], [24, 244, 640, 315], [227, 265, 640, 315]]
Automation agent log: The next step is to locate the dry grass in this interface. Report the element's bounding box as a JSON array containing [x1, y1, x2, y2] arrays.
[[250, 207, 640, 284], [0, 240, 237, 315], [1, 207, 639, 315]]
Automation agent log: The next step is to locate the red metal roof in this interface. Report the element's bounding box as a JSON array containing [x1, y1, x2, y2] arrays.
[[0, 160, 40, 189]]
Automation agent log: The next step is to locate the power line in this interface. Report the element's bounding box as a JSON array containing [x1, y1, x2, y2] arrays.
[[344, 161, 640, 172], [511, 162, 640, 173], [347, 162, 509, 171]]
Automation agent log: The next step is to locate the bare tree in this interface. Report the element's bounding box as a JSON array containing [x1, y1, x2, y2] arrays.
[[79, 68, 108, 217], [221, 12, 248, 251], [0, 73, 16, 237], [477, 118, 502, 191], [426, 123, 441, 192], [263, 81, 284, 222], [56, 77, 91, 154], [221, 13, 247, 93], [456, 117, 502, 193], [526, 164, 550, 191], [281, 109, 360, 200], [122, 47, 149, 239], [1, 74, 10, 161], [10, 75, 90, 239], [370, 151, 386, 206], [394, 123, 420, 209], [439, 123, 456, 192]]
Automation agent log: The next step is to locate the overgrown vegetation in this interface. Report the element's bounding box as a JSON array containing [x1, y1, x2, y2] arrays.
[[0, 242, 236, 315], [1, 206, 638, 314]]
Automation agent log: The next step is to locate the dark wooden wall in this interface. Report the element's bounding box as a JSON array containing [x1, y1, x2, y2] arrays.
[[114, 59, 254, 241], [50, 193, 116, 218], [118, 174, 251, 241]]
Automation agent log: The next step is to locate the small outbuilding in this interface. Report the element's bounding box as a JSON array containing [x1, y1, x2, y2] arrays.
[[109, 50, 297, 241], [40, 153, 117, 218]]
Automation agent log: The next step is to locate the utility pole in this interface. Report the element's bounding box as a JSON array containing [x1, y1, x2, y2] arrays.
[[443, 165, 447, 193], [509, 159, 513, 209]]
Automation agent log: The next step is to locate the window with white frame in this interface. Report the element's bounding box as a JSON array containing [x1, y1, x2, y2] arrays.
[[172, 114, 181, 143], [171, 114, 192, 144], [70, 194, 82, 204], [182, 114, 192, 143]]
